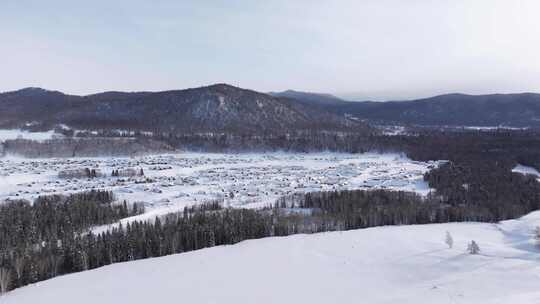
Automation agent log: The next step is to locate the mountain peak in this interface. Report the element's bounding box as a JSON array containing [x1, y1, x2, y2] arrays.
[[202, 83, 242, 92], [11, 87, 64, 96], [269, 90, 346, 106]]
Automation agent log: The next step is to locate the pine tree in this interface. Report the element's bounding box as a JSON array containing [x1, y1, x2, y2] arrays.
[[0, 267, 11, 295], [445, 231, 453, 249], [467, 240, 480, 254]]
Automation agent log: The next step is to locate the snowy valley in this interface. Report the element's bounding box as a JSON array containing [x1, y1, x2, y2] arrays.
[[3, 1, 540, 302], [0, 152, 439, 214]]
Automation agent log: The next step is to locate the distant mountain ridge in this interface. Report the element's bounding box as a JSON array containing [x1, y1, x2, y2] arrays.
[[3, 85, 540, 133], [275, 90, 540, 128], [0, 84, 367, 134], [337, 93, 540, 127]]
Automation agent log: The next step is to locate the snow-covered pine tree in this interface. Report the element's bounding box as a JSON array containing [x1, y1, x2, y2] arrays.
[[467, 240, 480, 254], [445, 231, 453, 249]]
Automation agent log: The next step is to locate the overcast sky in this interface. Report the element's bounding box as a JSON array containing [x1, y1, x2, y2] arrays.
[[1, 0, 540, 100]]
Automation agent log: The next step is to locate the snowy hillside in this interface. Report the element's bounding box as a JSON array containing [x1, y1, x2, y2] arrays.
[[513, 164, 540, 178], [5, 212, 540, 304]]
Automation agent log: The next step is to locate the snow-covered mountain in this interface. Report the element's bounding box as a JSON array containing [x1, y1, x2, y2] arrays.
[[5, 212, 540, 304]]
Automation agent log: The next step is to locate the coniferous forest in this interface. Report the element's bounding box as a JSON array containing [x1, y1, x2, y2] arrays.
[[0, 191, 143, 292]]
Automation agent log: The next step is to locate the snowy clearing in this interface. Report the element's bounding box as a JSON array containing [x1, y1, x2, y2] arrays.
[[5, 211, 540, 304], [0, 153, 440, 215], [0, 129, 60, 142]]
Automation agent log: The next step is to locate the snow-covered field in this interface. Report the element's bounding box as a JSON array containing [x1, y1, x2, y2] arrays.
[[0, 129, 60, 141], [5, 211, 540, 304], [0, 153, 440, 215]]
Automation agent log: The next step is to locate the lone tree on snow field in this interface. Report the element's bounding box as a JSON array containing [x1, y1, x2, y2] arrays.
[[534, 226, 540, 246], [445, 231, 453, 249], [467, 240, 480, 254]]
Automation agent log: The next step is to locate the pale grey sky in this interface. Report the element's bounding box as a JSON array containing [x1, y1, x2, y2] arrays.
[[1, 0, 540, 100]]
